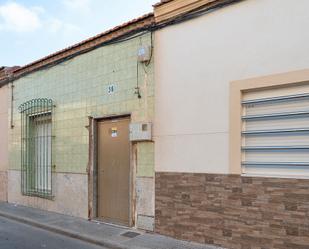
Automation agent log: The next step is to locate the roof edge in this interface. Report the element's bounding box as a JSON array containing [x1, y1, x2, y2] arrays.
[[153, 0, 174, 7], [0, 66, 20, 86], [154, 0, 236, 23], [8, 13, 154, 83]]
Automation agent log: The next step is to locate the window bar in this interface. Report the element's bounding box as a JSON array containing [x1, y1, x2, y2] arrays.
[[43, 101, 46, 196], [43, 102, 45, 195], [26, 101, 30, 195], [39, 105, 41, 195], [26, 101, 29, 194], [38, 101, 41, 194], [26, 101, 30, 194], [25, 101, 29, 194], [49, 100, 53, 196], [35, 102, 38, 194], [42, 100, 45, 196], [40, 102, 42, 195], [30, 106, 33, 193], [45, 100, 48, 195], [50, 101, 53, 195], [31, 104, 35, 194], [21, 101, 24, 195], [23, 102, 25, 195], [20, 102, 23, 194], [44, 100, 47, 196]]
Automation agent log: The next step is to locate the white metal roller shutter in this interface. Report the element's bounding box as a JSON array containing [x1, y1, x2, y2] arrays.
[[242, 83, 309, 178]]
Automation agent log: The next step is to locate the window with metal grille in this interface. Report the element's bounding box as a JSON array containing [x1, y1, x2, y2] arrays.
[[19, 99, 53, 198], [241, 84, 309, 178]]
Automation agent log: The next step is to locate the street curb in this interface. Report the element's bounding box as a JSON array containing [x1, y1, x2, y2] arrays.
[[0, 211, 147, 249]]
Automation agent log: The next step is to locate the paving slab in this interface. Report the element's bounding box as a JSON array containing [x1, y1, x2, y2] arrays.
[[0, 202, 224, 249]]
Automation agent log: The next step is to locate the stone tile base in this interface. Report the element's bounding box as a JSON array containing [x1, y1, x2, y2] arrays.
[[137, 215, 154, 231], [8, 170, 88, 218], [136, 177, 154, 231], [155, 172, 309, 249], [0, 171, 7, 201]]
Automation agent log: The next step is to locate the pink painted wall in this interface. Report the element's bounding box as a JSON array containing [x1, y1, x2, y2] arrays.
[[0, 84, 9, 201]]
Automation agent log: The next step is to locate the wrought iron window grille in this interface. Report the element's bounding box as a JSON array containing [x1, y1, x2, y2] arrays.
[[19, 99, 54, 199]]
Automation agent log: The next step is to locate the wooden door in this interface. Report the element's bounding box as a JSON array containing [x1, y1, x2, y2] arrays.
[[97, 118, 130, 226]]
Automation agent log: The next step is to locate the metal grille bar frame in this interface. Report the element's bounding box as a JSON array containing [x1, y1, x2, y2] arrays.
[[19, 98, 54, 199]]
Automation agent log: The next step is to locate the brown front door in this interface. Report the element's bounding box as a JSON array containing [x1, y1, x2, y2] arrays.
[[97, 117, 131, 226]]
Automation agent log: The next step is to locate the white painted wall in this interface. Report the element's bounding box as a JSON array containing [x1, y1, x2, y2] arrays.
[[154, 0, 309, 173]]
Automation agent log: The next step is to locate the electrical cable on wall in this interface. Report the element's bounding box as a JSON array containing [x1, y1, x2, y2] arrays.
[[10, 83, 14, 128], [135, 61, 142, 99]]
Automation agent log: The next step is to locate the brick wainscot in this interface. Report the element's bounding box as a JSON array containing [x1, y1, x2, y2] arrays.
[[155, 172, 309, 249]]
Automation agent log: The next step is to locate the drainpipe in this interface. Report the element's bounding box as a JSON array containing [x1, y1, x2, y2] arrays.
[[10, 82, 14, 128]]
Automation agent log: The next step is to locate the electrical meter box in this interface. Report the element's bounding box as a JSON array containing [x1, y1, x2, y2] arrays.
[[129, 122, 152, 141], [137, 46, 151, 62]]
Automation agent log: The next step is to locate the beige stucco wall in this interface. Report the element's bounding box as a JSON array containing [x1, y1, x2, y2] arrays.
[[154, 0, 309, 173], [0, 84, 9, 201]]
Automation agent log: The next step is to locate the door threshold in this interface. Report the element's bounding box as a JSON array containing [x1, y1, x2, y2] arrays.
[[91, 218, 133, 230]]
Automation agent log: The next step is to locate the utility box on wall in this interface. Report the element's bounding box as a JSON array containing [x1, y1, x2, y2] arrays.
[[137, 46, 151, 63], [130, 122, 152, 141]]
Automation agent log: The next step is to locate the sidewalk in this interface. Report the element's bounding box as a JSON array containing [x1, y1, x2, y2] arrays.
[[0, 202, 223, 249]]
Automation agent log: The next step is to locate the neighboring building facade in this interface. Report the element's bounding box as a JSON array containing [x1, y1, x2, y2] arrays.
[[0, 66, 18, 202], [0, 69, 10, 202], [4, 14, 156, 230], [154, 0, 309, 248]]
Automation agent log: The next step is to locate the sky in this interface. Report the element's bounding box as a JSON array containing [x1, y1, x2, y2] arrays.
[[0, 0, 157, 66]]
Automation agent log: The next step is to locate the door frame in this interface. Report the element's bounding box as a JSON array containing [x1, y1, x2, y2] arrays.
[[87, 114, 136, 227]]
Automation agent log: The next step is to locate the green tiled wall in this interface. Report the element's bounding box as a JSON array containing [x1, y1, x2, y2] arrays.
[[137, 142, 155, 177], [9, 34, 154, 175]]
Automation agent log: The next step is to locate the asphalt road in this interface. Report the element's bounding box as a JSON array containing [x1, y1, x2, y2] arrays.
[[0, 216, 108, 249]]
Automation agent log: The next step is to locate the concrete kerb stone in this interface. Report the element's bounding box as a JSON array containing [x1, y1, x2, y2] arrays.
[[0, 210, 147, 249]]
